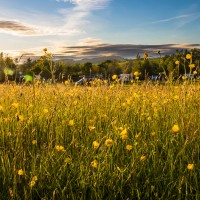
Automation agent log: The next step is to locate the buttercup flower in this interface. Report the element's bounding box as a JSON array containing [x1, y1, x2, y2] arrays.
[[134, 71, 139, 77], [91, 159, 98, 168], [150, 132, 156, 136], [186, 54, 191, 59], [93, 141, 100, 149], [187, 163, 194, 170], [140, 155, 146, 161], [18, 169, 24, 176], [193, 70, 197, 75], [112, 75, 117, 80], [32, 176, 38, 181], [68, 119, 74, 126], [55, 145, 65, 151], [189, 64, 195, 69], [175, 60, 180, 65], [120, 129, 128, 140], [12, 102, 19, 108], [88, 126, 95, 132], [126, 145, 133, 151], [65, 157, 72, 164], [32, 140, 37, 145], [65, 80, 70, 85], [43, 109, 48, 114], [172, 124, 180, 133], [30, 181, 36, 188], [105, 139, 113, 147]]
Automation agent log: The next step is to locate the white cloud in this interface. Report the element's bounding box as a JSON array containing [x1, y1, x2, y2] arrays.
[[56, 0, 111, 10], [151, 15, 191, 24], [0, 0, 111, 36]]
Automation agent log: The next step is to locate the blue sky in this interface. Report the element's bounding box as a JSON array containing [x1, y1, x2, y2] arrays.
[[0, 0, 200, 59]]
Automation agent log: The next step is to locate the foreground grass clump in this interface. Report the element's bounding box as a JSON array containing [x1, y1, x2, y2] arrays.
[[0, 83, 199, 199]]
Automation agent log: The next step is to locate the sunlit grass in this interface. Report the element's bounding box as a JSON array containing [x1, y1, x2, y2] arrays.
[[0, 82, 199, 199]]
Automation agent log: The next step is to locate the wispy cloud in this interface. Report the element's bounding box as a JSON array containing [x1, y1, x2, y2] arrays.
[[151, 15, 190, 24], [56, 0, 111, 10], [150, 11, 200, 28], [0, 20, 39, 35], [0, 0, 111, 36]]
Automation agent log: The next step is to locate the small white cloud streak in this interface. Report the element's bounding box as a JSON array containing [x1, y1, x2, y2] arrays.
[[151, 14, 190, 24], [150, 13, 200, 27]]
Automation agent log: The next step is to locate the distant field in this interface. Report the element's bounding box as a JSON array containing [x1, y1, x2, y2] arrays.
[[0, 82, 199, 199]]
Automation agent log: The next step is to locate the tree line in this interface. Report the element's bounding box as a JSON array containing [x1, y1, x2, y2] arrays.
[[0, 48, 200, 83]]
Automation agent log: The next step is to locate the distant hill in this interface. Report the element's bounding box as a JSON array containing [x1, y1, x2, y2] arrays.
[[57, 56, 125, 64]]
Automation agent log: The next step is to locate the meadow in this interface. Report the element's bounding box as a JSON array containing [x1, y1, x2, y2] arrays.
[[0, 81, 199, 200]]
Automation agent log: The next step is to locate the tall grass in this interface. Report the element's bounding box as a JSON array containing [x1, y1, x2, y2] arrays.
[[0, 82, 199, 199]]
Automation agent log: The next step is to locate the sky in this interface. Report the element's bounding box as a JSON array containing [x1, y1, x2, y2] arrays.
[[0, 0, 200, 60]]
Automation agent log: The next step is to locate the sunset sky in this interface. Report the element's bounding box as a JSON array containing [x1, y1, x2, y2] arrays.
[[0, 0, 200, 59]]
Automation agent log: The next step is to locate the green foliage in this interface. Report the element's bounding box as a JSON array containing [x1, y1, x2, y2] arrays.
[[1, 48, 200, 83]]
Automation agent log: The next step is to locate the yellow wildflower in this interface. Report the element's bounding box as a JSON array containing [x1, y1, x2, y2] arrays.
[[30, 181, 36, 188], [193, 70, 197, 75], [112, 74, 117, 80], [68, 119, 74, 126], [109, 84, 114, 89], [43, 109, 48, 114], [134, 71, 139, 77], [118, 127, 123, 131], [43, 48, 47, 52], [182, 76, 187, 80], [0, 105, 3, 111], [187, 163, 194, 170], [140, 155, 146, 161], [134, 142, 138, 146], [103, 80, 108, 84], [32, 176, 38, 182], [12, 102, 19, 108], [172, 124, 180, 133], [186, 54, 191, 59], [120, 129, 128, 140], [173, 95, 179, 100], [126, 145, 133, 151], [135, 133, 141, 138], [126, 99, 131, 105], [55, 145, 65, 151], [122, 102, 126, 107], [93, 141, 100, 149], [175, 60, 180, 65], [150, 132, 156, 136], [105, 139, 113, 147], [88, 126, 95, 132], [189, 64, 195, 69], [18, 169, 24, 176], [65, 157, 72, 164], [65, 80, 70, 85], [91, 159, 98, 168], [32, 140, 37, 145]]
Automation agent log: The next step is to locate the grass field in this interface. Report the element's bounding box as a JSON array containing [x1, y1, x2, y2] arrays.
[[0, 82, 199, 199]]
